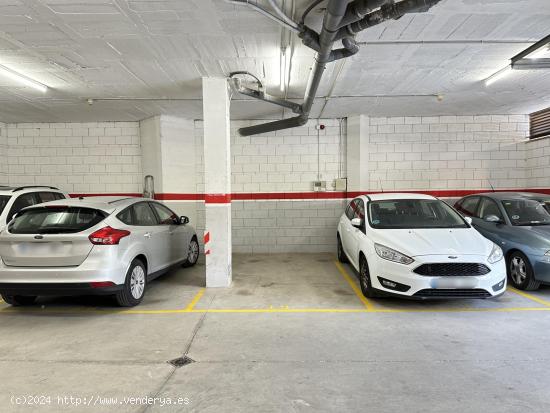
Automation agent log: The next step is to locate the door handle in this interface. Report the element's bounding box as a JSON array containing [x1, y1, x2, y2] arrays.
[[144, 232, 151, 238]]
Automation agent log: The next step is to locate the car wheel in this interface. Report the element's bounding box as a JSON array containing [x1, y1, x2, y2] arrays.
[[182, 236, 199, 267], [115, 259, 146, 307], [359, 256, 377, 298], [1, 294, 37, 306], [337, 234, 348, 263], [508, 251, 540, 291]]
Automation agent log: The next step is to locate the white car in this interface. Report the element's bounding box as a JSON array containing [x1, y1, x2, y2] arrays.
[[0, 197, 199, 307], [337, 193, 506, 299], [0, 185, 67, 231]]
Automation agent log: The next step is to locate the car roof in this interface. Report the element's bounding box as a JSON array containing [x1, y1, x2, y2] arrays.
[[21, 196, 145, 213], [0, 185, 64, 195], [361, 193, 437, 201], [470, 192, 550, 201]]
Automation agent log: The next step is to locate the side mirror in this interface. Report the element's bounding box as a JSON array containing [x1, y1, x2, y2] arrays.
[[351, 217, 363, 228], [180, 216, 189, 225], [464, 216, 473, 225], [484, 215, 501, 223]]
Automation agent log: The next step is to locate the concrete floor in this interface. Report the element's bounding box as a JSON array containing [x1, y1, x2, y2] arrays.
[[1, 254, 550, 412]]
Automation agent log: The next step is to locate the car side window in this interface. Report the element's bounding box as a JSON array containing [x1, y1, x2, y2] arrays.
[[38, 192, 63, 203], [352, 199, 365, 221], [150, 202, 179, 225], [117, 206, 134, 225], [345, 202, 355, 220], [478, 198, 504, 221], [6, 193, 40, 223], [456, 196, 480, 217], [132, 202, 158, 226]]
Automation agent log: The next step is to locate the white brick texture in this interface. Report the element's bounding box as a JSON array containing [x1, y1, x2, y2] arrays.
[[4, 122, 142, 193]]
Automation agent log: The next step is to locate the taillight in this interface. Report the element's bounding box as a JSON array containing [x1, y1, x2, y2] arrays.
[[89, 226, 130, 245]]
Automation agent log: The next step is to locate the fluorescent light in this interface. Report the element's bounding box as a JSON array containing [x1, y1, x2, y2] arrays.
[[0, 64, 48, 93], [526, 44, 550, 59], [485, 65, 512, 86]]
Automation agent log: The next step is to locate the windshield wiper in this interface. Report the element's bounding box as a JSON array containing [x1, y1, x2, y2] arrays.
[[516, 222, 550, 226]]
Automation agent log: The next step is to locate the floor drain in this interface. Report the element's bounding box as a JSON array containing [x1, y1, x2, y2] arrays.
[[168, 356, 195, 368]]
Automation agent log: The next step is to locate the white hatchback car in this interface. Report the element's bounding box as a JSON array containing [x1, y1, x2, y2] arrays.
[[0, 197, 199, 306], [337, 193, 506, 299]]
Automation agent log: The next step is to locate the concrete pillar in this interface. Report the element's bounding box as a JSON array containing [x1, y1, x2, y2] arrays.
[[202, 77, 232, 288], [346, 115, 370, 193], [140, 115, 198, 224]]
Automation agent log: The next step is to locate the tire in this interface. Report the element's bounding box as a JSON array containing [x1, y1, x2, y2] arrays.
[[359, 256, 377, 298], [1, 294, 37, 306], [508, 251, 540, 291], [182, 236, 200, 268], [337, 234, 348, 263], [115, 259, 147, 307]]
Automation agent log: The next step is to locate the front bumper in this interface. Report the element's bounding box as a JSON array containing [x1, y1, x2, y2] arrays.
[[533, 255, 550, 283], [369, 254, 507, 298]]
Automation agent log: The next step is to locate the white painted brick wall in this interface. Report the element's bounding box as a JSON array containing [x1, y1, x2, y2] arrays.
[[526, 137, 550, 188], [4, 122, 142, 193], [367, 115, 530, 191], [0, 123, 7, 184]]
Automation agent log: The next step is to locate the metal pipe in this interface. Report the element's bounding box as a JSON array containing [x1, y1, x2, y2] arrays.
[[237, 0, 442, 136], [238, 0, 349, 136], [265, 0, 301, 32], [225, 0, 301, 33], [337, 0, 388, 28]]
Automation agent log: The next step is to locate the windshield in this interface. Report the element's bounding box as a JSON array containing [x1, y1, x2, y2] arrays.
[[502, 199, 550, 226], [8, 206, 107, 234], [0, 195, 10, 216], [368, 199, 468, 229]]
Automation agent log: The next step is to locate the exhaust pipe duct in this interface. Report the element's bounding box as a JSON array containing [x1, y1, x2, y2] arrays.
[[236, 0, 442, 136]]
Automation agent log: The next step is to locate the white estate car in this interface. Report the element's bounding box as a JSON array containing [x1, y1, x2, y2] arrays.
[[0, 197, 199, 307], [337, 193, 507, 299], [0, 185, 67, 231]]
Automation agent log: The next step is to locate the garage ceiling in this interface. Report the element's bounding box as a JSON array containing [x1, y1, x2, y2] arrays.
[[0, 0, 549, 122]]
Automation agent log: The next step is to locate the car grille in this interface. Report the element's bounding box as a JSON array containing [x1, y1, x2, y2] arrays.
[[414, 289, 492, 299], [413, 263, 490, 277]]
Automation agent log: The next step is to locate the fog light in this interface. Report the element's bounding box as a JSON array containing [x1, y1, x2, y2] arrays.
[[377, 277, 411, 292], [492, 279, 505, 292]]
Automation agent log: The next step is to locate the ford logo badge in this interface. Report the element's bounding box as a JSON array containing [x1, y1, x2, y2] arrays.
[[34, 235, 43, 240]]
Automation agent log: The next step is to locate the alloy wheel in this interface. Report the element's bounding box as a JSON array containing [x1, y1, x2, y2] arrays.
[[188, 239, 199, 264], [510, 256, 527, 285], [130, 265, 145, 299]]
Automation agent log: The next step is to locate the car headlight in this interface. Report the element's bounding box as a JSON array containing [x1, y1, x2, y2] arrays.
[[545, 250, 550, 256], [374, 243, 414, 265], [488, 243, 504, 264]]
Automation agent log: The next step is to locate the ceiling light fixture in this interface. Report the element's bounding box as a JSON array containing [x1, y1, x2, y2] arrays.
[[485, 65, 512, 86], [0, 64, 48, 93]]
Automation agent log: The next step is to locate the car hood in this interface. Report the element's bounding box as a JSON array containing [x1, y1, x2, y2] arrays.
[[372, 228, 492, 257]]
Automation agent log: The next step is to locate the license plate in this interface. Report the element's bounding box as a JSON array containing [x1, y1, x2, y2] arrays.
[[17, 242, 69, 256], [430, 278, 477, 289]]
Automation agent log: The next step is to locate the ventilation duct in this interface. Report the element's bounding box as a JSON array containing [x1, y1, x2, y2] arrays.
[[231, 0, 442, 136]]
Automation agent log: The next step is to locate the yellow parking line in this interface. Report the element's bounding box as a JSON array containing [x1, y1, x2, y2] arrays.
[[190, 308, 369, 313], [185, 288, 206, 311], [507, 287, 550, 307], [334, 260, 374, 311]]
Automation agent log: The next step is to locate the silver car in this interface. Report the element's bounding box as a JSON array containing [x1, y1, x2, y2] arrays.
[[0, 197, 199, 306]]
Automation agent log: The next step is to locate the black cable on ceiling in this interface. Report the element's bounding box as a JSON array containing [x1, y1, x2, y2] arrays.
[[300, 0, 325, 25]]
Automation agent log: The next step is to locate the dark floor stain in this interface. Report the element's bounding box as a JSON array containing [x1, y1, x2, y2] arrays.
[[333, 289, 353, 296], [261, 282, 275, 288], [248, 259, 261, 263], [236, 289, 253, 296]]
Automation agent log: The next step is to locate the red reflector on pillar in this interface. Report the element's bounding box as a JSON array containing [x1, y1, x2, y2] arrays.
[[90, 281, 116, 288]]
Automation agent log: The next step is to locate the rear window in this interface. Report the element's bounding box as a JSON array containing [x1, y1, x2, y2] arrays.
[[8, 207, 107, 234], [0, 195, 10, 216]]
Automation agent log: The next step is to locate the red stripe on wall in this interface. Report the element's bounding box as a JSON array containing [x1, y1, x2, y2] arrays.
[[204, 194, 232, 204], [69, 188, 550, 201]]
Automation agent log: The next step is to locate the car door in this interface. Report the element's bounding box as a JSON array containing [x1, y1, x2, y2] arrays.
[[475, 197, 507, 245], [341, 200, 357, 257], [348, 198, 366, 268], [149, 202, 187, 263], [131, 202, 170, 273]]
